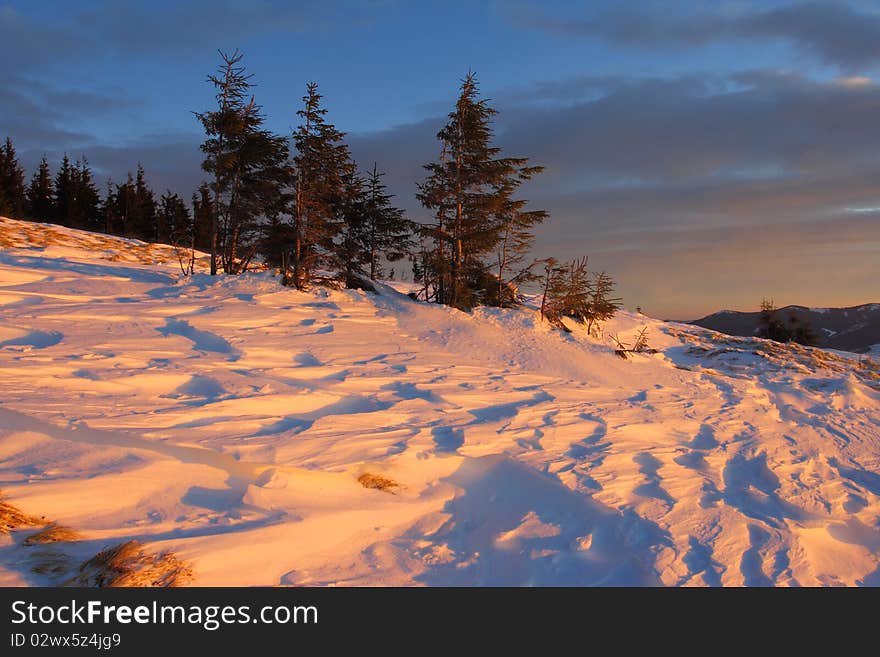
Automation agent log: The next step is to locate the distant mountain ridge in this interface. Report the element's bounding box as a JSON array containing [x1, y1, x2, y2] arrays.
[[690, 303, 880, 353]]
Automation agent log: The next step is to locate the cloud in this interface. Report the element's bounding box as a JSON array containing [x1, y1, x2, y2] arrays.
[[0, 0, 387, 70], [497, 71, 880, 188], [352, 71, 880, 206], [509, 1, 880, 72], [0, 5, 86, 72]]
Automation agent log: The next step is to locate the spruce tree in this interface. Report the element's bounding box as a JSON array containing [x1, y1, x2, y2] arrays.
[[585, 270, 622, 335], [115, 172, 137, 236], [0, 137, 27, 219], [26, 156, 54, 222], [417, 72, 547, 309], [162, 191, 195, 274], [539, 258, 621, 334], [331, 170, 369, 287], [288, 82, 357, 288], [361, 163, 413, 280], [539, 257, 562, 325], [191, 183, 213, 252], [226, 116, 289, 273], [54, 155, 76, 227], [132, 164, 157, 240], [100, 178, 116, 233], [493, 179, 547, 307], [196, 49, 253, 275], [547, 256, 593, 327], [74, 158, 101, 231], [197, 50, 289, 274], [159, 191, 189, 245]]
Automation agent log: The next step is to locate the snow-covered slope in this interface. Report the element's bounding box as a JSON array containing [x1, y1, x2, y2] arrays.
[[1, 217, 879, 586]]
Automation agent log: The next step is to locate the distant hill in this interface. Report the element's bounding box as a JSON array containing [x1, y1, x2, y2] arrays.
[[690, 304, 880, 353]]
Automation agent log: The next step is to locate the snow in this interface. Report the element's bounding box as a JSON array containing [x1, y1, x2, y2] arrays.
[[1, 216, 879, 586]]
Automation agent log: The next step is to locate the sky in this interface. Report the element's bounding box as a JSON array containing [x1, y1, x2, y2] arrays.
[[2, 0, 879, 318]]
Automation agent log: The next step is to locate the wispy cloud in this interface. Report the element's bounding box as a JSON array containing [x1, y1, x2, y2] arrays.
[[507, 1, 880, 72]]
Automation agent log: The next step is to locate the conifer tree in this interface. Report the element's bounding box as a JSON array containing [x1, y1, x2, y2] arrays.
[[585, 270, 622, 335], [197, 50, 289, 274], [546, 256, 592, 328], [539, 258, 621, 334], [74, 158, 101, 231], [159, 191, 189, 245], [132, 164, 158, 240], [539, 257, 563, 326], [0, 137, 27, 219], [100, 179, 116, 233], [26, 156, 54, 222], [361, 163, 412, 280], [196, 49, 252, 275], [493, 181, 547, 307], [163, 191, 196, 274], [54, 155, 76, 227], [330, 170, 369, 287], [191, 183, 214, 252], [288, 82, 357, 288], [417, 72, 547, 309], [114, 172, 137, 236]]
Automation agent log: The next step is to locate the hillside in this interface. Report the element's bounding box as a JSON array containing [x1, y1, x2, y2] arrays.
[[0, 216, 879, 586], [691, 304, 880, 353]]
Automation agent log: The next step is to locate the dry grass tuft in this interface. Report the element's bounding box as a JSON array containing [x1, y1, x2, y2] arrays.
[[0, 491, 41, 534], [23, 522, 81, 546], [357, 472, 400, 494], [67, 540, 192, 587], [29, 549, 73, 577]]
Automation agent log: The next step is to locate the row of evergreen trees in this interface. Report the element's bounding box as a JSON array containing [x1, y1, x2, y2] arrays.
[[1, 50, 623, 329], [0, 138, 198, 247], [193, 51, 414, 284]]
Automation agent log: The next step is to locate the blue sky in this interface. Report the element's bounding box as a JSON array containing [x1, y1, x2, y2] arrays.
[[2, 0, 879, 317]]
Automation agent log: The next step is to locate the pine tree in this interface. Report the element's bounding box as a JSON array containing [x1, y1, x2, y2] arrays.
[[196, 49, 253, 275], [226, 117, 290, 273], [539, 257, 559, 324], [159, 191, 189, 245], [162, 191, 195, 274], [74, 158, 101, 231], [493, 179, 547, 307], [331, 170, 369, 287], [100, 178, 116, 233], [288, 82, 357, 288], [196, 50, 289, 274], [54, 155, 76, 227], [191, 183, 213, 252], [26, 156, 54, 222], [361, 163, 413, 280], [132, 164, 157, 240], [585, 270, 622, 335], [113, 172, 137, 236], [539, 258, 621, 334], [0, 137, 27, 219], [329, 164, 413, 288], [417, 72, 547, 309], [547, 257, 593, 328]]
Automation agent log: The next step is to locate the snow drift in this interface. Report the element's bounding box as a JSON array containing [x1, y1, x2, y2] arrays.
[[0, 216, 878, 586]]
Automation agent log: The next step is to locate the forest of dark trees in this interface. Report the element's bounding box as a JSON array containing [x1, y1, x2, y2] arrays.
[[0, 50, 622, 329]]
